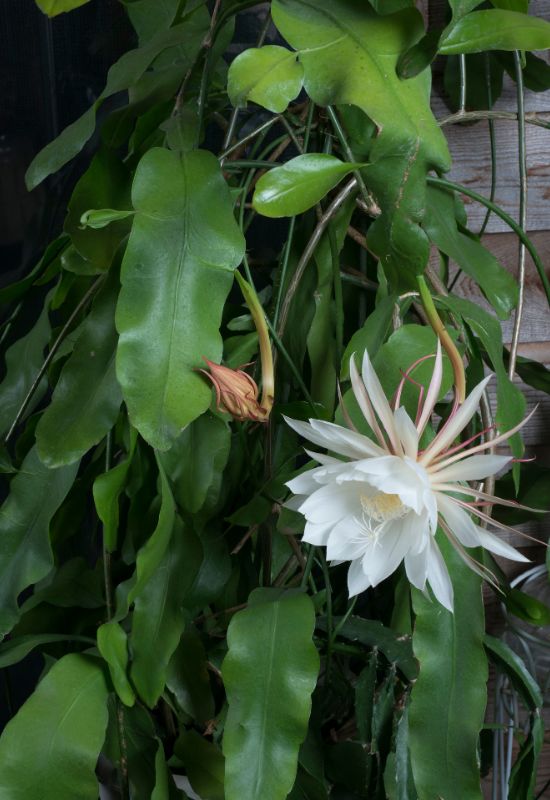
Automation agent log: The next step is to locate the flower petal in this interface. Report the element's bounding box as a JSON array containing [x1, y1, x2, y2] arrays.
[[284, 415, 381, 459], [349, 354, 387, 449], [473, 527, 529, 562], [436, 493, 481, 547], [416, 340, 443, 436], [347, 558, 372, 597], [404, 543, 429, 590], [419, 375, 491, 466], [394, 406, 419, 460], [298, 481, 361, 524], [361, 350, 403, 455], [361, 521, 410, 586], [426, 539, 454, 612], [326, 517, 369, 561], [431, 454, 511, 484], [303, 519, 334, 546]]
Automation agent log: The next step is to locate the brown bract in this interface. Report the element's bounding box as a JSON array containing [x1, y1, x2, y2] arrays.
[[199, 359, 270, 422]]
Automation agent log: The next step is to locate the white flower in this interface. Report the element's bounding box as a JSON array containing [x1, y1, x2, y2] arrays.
[[285, 345, 533, 611]]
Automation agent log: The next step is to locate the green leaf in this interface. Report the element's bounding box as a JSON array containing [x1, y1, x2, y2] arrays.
[[0, 633, 94, 668], [491, 0, 528, 10], [319, 615, 417, 681], [0, 446, 78, 635], [122, 0, 180, 42], [397, 30, 441, 80], [498, 51, 550, 92], [271, 0, 451, 284], [116, 148, 245, 450], [228, 45, 304, 113], [423, 187, 517, 319], [79, 208, 135, 229], [0, 654, 109, 798], [22, 556, 105, 611], [508, 713, 543, 798], [130, 518, 197, 707], [340, 294, 396, 381], [439, 10, 550, 54], [0, 236, 66, 305], [0, 298, 51, 439], [36, 273, 122, 467], [355, 652, 377, 744], [222, 589, 319, 800], [253, 154, 363, 218], [484, 634, 542, 711], [175, 730, 225, 800], [444, 52, 503, 112], [448, 0, 484, 18], [166, 626, 214, 723], [159, 412, 231, 515], [409, 535, 487, 800], [93, 427, 138, 552], [64, 149, 132, 269], [25, 16, 208, 189], [307, 196, 355, 413], [116, 455, 176, 615], [97, 621, 136, 706], [35, 0, 91, 15]]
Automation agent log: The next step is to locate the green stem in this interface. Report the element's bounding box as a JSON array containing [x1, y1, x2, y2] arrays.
[[300, 545, 316, 589], [319, 552, 334, 678], [328, 222, 344, 363], [326, 105, 377, 212], [427, 176, 550, 306]]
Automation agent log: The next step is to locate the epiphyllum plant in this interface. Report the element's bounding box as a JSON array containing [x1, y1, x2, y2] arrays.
[[286, 343, 533, 611]]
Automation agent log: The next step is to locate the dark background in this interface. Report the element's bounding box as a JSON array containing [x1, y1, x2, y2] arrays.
[[0, 0, 132, 288]]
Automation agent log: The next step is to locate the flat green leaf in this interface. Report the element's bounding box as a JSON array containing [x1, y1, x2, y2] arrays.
[[508, 713, 543, 798], [355, 652, 378, 744], [36, 273, 122, 467], [80, 208, 135, 229], [439, 10, 550, 54], [0, 299, 51, 439], [22, 556, 105, 612], [307, 197, 355, 414], [222, 589, 319, 800], [397, 30, 441, 80], [0, 446, 78, 635], [116, 455, 176, 615], [93, 427, 138, 552], [253, 154, 363, 218], [0, 633, 94, 668], [484, 634, 542, 711], [319, 615, 417, 681], [159, 412, 231, 515], [116, 148, 245, 450], [409, 535, 487, 800], [122, 0, 180, 42], [498, 51, 550, 92], [35, 0, 91, 15], [448, 0, 484, 18], [491, 0, 528, 10], [0, 654, 109, 798], [130, 518, 198, 707], [166, 626, 214, 723], [340, 294, 396, 381], [423, 187, 518, 319], [65, 149, 132, 269], [97, 621, 136, 706], [272, 0, 451, 285], [0, 236, 66, 305], [228, 45, 304, 113], [25, 15, 208, 189], [175, 730, 225, 800]]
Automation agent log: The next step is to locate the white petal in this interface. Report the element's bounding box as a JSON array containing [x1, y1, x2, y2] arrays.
[[426, 539, 454, 611], [404, 544, 429, 591], [393, 406, 419, 460], [284, 415, 382, 460], [349, 355, 387, 449], [473, 527, 529, 563], [416, 340, 443, 436], [362, 522, 410, 586], [419, 375, 492, 466], [286, 467, 324, 495], [298, 481, 361, 524], [431, 454, 511, 484], [342, 455, 429, 516], [326, 518, 369, 561], [436, 493, 481, 547], [303, 519, 333, 546], [347, 558, 372, 597], [361, 350, 403, 455], [284, 494, 306, 511], [304, 449, 341, 466]]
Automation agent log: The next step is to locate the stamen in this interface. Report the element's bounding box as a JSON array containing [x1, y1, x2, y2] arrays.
[[393, 353, 434, 411]]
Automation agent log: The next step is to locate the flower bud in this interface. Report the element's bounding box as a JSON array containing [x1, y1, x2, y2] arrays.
[[199, 359, 270, 422]]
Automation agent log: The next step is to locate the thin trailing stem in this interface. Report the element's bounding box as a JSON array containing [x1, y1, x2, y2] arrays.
[[4, 276, 105, 446], [326, 106, 379, 215], [427, 176, 550, 306], [277, 177, 358, 338], [439, 109, 550, 131], [328, 221, 344, 363], [220, 115, 283, 161], [195, 0, 223, 147], [458, 54, 467, 114], [508, 51, 528, 379], [478, 53, 497, 237]]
